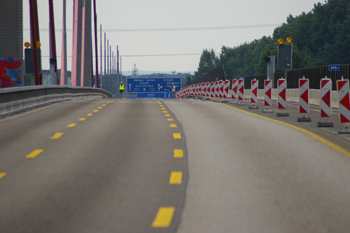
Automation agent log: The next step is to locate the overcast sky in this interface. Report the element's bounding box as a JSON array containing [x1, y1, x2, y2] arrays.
[[23, 0, 324, 74]]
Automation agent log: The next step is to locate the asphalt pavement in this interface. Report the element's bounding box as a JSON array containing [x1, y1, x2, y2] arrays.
[[0, 98, 187, 233]]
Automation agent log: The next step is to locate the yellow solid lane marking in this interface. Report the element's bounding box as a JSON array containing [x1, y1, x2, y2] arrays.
[[51, 133, 63, 139], [93, 110, 99, 112], [217, 102, 350, 158], [173, 133, 181, 139], [163, 111, 168, 113], [169, 171, 183, 184], [67, 123, 77, 128], [98, 107, 103, 109], [151, 207, 175, 227], [79, 118, 86, 121], [170, 124, 177, 128], [168, 119, 174, 121], [174, 149, 183, 158], [0, 173, 7, 179], [165, 114, 170, 117], [87, 114, 93, 116], [26, 149, 44, 158]]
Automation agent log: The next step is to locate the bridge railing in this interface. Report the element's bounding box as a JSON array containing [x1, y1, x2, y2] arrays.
[[0, 86, 113, 116]]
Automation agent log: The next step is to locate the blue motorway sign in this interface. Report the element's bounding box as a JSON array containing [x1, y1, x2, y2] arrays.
[[126, 78, 181, 93], [137, 92, 173, 98], [329, 64, 341, 71]]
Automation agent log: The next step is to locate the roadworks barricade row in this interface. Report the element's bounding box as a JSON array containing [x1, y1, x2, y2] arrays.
[[240, 89, 339, 109], [0, 86, 113, 116]]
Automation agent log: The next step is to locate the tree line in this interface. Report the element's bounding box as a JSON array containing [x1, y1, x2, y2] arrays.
[[186, 0, 350, 86]]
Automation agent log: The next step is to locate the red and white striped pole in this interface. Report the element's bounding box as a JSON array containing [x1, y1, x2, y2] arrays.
[[297, 76, 311, 122], [237, 78, 245, 106], [262, 79, 273, 113], [249, 79, 258, 109], [277, 78, 289, 117], [337, 77, 350, 133]]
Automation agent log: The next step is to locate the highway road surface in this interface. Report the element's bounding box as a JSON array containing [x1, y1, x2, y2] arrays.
[[1, 97, 350, 233]]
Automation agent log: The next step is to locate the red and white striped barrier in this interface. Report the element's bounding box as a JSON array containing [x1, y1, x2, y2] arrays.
[[231, 79, 238, 101], [320, 77, 332, 118], [211, 82, 215, 98], [250, 79, 258, 108], [215, 81, 219, 98], [223, 80, 230, 99], [237, 79, 245, 106], [297, 76, 311, 122], [219, 80, 224, 98], [337, 78, 350, 125], [277, 78, 289, 116], [262, 79, 273, 113], [299, 77, 310, 115], [206, 82, 210, 98]]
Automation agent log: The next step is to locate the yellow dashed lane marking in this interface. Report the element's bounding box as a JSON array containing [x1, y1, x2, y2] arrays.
[[102, 104, 106, 106], [173, 133, 181, 139], [151, 207, 175, 228], [93, 110, 99, 112], [87, 114, 93, 116], [0, 173, 7, 179], [168, 119, 174, 121], [26, 149, 44, 158], [170, 124, 177, 128], [51, 133, 63, 139], [217, 102, 350, 158], [98, 107, 103, 109], [160, 105, 164, 107], [67, 123, 77, 128], [79, 118, 86, 121], [161, 108, 166, 110], [163, 111, 168, 113], [169, 171, 183, 184], [174, 149, 183, 158], [165, 114, 170, 117]]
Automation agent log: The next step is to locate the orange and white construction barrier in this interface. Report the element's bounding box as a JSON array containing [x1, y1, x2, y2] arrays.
[[297, 77, 311, 122], [337, 78, 350, 133], [262, 79, 273, 113], [249, 79, 258, 109], [277, 78, 289, 117]]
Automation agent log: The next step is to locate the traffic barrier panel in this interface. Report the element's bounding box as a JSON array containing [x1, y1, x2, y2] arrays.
[[277, 78, 289, 117], [262, 79, 273, 113], [298, 77, 311, 122], [219, 80, 224, 99], [249, 79, 258, 109], [237, 79, 245, 106], [215, 81, 219, 98], [221, 80, 230, 103], [210, 82, 215, 98], [337, 78, 350, 133], [231, 79, 237, 101]]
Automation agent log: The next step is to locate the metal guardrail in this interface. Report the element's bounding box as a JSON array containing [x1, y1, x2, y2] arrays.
[[0, 85, 113, 116]]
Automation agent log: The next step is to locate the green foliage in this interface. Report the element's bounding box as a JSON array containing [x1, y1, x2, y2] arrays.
[[191, 0, 349, 83]]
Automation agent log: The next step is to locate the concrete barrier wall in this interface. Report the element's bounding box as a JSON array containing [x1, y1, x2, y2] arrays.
[[0, 86, 113, 115], [228, 89, 339, 109]]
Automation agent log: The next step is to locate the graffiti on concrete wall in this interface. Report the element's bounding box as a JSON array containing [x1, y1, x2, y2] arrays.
[[0, 57, 22, 88]]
